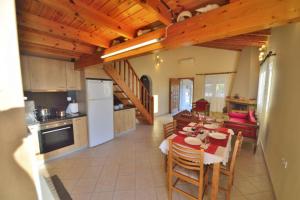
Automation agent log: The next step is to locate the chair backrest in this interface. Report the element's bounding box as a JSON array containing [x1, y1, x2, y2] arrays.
[[168, 140, 204, 172], [163, 120, 176, 138], [229, 132, 243, 174]]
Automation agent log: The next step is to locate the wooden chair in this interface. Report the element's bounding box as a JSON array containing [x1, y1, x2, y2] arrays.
[[163, 120, 177, 171], [168, 140, 207, 200], [210, 132, 243, 200], [163, 120, 177, 139]]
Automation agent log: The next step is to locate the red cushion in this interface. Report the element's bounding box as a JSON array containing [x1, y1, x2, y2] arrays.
[[228, 112, 248, 119], [248, 110, 256, 123], [195, 100, 208, 111], [229, 118, 248, 124]]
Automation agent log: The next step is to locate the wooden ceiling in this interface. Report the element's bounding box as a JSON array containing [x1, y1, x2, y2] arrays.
[[16, 0, 270, 60]]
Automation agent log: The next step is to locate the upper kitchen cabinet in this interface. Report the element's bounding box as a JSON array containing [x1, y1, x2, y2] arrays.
[[20, 55, 82, 92], [66, 62, 81, 90], [20, 55, 31, 91], [28, 56, 66, 91]]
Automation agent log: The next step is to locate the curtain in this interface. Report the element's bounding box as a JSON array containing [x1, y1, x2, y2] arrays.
[[204, 74, 233, 112], [257, 55, 275, 137]]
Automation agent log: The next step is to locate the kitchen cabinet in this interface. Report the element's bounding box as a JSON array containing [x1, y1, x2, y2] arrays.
[[20, 55, 31, 91], [73, 116, 88, 147], [28, 56, 67, 91], [20, 55, 82, 91], [114, 108, 136, 135], [66, 62, 81, 90]]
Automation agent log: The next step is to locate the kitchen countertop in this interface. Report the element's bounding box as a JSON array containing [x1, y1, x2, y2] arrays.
[[38, 113, 86, 124], [114, 106, 135, 111]]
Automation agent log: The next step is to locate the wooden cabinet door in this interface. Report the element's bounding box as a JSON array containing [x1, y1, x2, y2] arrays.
[[66, 62, 81, 90], [20, 55, 31, 91], [169, 78, 180, 114], [73, 117, 88, 147], [28, 56, 66, 91]]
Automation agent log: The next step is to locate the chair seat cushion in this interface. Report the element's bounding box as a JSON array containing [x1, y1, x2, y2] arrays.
[[229, 117, 248, 124], [174, 165, 199, 180]]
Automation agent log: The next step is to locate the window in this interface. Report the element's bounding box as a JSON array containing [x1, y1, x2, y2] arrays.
[[204, 74, 232, 112]]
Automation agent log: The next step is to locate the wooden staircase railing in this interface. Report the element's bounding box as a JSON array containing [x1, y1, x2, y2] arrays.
[[103, 60, 154, 124]]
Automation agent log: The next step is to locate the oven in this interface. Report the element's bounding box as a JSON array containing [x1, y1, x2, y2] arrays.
[[38, 119, 74, 154]]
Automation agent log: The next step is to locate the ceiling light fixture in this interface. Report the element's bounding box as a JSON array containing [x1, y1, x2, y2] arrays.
[[101, 38, 161, 59]]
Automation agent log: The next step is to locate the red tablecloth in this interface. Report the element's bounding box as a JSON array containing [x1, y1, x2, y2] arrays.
[[173, 127, 230, 154]]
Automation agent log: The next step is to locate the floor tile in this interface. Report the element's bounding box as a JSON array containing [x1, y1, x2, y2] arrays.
[[41, 115, 275, 200]]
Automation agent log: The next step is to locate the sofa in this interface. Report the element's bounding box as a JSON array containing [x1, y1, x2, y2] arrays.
[[223, 111, 259, 153]]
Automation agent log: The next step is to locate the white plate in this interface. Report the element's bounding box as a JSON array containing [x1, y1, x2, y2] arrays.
[[178, 131, 188, 135], [182, 127, 193, 132], [208, 132, 226, 140], [188, 122, 197, 127], [203, 124, 219, 129], [184, 137, 203, 145]]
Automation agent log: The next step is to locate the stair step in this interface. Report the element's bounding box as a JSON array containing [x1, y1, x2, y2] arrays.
[[119, 97, 130, 100], [114, 91, 124, 93]]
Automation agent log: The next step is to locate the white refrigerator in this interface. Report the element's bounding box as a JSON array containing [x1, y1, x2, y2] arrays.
[[86, 79, 114, 147]]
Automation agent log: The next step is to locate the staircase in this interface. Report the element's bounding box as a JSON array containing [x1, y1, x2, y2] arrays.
[[103, 60, 154, 125]]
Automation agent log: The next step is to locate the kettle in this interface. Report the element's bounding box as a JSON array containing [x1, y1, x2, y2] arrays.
[[66, 103, 78, 115]]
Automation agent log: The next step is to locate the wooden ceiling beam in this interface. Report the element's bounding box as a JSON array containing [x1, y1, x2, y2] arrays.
[[199, 43, 243, 51], [17, 11, 110, 48], [76, 0, 300, 67], [104, 29, 165, 55], [75, 29, 165, 68], [163, 0, 300, 48], [18, 28, 96, 54], [19, 42, 82, 60], [208, 35, 268, 46], [136, 0, 173, 25], [38, 0, 135, 39]]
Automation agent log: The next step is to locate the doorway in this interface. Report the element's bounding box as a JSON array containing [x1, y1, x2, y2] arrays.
[[169, 78, 194, 114]]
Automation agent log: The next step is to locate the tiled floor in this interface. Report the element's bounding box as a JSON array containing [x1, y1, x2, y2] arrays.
[[41, 115, 275, 200]]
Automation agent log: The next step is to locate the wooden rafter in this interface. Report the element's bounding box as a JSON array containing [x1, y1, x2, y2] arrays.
[[204, 35, 268, 47], [38, 0, 135, 39], [75, 29, 165, 68], [18, 27, 96, 54], [104, 29, 165, 56], [75, 0, 300, 67], [136, 0, 173, 25], [19, 42, 82, 60], [162, 0, 300, 48], [17, 11, 110, 48]]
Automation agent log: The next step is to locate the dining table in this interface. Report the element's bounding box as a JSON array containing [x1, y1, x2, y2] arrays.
[[159, 121, 234, 200]]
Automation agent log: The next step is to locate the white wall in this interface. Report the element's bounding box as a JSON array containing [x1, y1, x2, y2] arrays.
[[0, 0, 37, 199], [129, 46, 240, 116], [260, 22, 300, 200], [231, 47, 260, 99]]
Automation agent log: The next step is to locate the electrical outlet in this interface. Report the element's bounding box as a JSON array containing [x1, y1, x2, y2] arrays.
[[281, 158, 288, 169]]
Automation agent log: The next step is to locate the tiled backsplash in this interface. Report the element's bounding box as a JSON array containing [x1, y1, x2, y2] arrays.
[[24, 91, 77, 110]]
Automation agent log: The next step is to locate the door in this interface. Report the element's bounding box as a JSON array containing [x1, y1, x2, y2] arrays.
[[169, 78, 180, 114], [87, 98, 114, 147], [179, 79, 194, 111]]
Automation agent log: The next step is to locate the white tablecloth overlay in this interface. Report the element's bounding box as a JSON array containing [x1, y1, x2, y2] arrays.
[[159, 128, 234, 165]]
